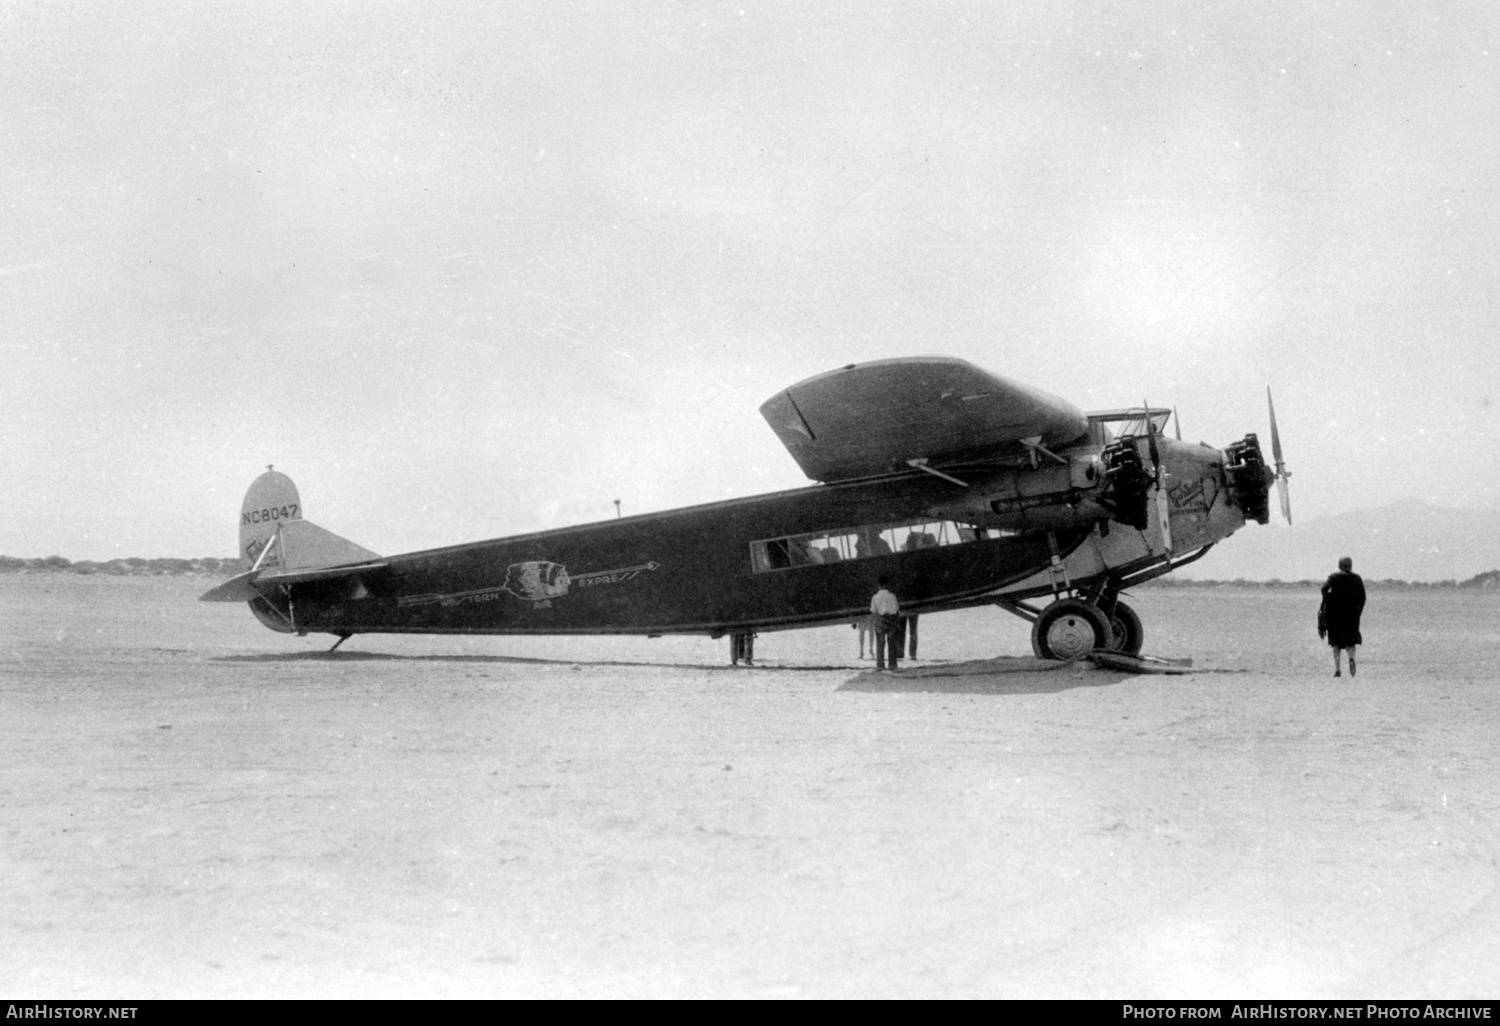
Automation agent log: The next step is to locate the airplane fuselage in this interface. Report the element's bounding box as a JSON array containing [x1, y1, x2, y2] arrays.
[[255, 472, 1093, 637], [247, 432, 1254, 641]]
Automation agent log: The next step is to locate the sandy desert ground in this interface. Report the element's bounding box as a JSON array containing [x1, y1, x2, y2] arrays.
[[2, 574, 1497, 998]]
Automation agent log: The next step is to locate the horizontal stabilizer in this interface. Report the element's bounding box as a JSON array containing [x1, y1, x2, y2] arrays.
[[257, 561, 389, 587], [199, 570, 266, 603], [208, 467, 384, 603], [198, 560, 390, 602], [277, 518, 380, 569]]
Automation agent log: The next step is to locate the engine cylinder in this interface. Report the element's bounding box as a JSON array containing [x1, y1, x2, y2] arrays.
[[1225, 433, 1272, 525]]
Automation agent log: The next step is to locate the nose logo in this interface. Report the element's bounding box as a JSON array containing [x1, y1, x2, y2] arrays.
[[1168, 479, 1209, 512]]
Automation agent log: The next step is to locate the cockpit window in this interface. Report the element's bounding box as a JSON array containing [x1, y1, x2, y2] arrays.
[[1088, 408, 1172, 440]]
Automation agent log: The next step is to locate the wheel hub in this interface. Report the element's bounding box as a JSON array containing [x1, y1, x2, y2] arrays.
[[1044, 614, 1099, 660]]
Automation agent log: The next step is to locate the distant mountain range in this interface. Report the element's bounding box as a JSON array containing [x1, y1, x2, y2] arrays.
[[1180, 499, 1500, 583]]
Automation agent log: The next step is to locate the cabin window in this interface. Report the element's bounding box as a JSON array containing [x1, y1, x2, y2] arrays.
[[749, 519, 1017, 573]]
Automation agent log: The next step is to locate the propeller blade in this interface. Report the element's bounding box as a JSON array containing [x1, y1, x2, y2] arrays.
[[1267, 386, 1293, 525], [1144, 399, 1172, 553], [1143, 400, 1161, 482], [1173, 407, 1181, 441], [1267, 387, 1286, 471]]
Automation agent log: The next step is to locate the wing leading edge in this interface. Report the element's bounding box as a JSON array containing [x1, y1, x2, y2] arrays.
[[760, 357, 1088, 482]]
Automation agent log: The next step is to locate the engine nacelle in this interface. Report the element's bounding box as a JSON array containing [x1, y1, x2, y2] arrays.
[[925, 456, 1112, 531]]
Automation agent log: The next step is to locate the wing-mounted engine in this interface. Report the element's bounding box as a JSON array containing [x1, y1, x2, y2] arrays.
[[1225, 433, 1273, 525], [983, 454, 1106, 530], [920, 453, 1112, 532], [1098, 438, 1151, 531]]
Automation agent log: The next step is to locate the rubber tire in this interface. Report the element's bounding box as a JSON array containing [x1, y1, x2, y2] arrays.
[[1105, 600, 1145, 655], [1031, 598, 1111, 660]]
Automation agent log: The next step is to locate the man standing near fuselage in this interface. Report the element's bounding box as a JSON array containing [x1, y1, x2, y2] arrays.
[[871, 576, 901, 672]]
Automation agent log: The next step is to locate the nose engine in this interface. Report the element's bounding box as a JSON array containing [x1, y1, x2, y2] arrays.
[[1224, 433, 1275, 525]]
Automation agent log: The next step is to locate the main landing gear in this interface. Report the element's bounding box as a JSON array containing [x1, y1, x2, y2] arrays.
[[1008, 592, 1145, 660], [1031, 598, 1110, 660]]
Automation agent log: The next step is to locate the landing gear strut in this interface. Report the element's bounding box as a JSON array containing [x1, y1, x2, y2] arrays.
[[1102, 600, 1144, 655]]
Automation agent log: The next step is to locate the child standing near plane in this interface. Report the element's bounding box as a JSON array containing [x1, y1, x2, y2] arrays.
[[870, 577, 901, 672]]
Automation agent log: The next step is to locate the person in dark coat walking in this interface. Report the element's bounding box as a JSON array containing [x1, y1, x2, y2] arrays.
[[1320, 556, 1366, 677]]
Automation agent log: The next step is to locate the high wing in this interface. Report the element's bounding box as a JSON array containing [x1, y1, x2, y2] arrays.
[[759, 357, 1089, 482]]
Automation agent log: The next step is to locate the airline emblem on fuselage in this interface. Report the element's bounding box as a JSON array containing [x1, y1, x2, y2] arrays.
[[503, 560, 572, 601], [397, 560, 661, 610]]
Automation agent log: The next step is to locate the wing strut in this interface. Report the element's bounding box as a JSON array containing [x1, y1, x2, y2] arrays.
[[906, 458, 969, 487], [1021, 435, 1069, 468], [249, 529, 280, 572]]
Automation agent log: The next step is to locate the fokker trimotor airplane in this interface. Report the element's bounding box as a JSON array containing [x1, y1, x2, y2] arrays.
[[204, 357, 1290, 662]]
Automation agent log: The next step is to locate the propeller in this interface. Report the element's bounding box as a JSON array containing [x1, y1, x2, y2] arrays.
[[1144, 399, 1173, 554], [1267, 386, 1292, 525]]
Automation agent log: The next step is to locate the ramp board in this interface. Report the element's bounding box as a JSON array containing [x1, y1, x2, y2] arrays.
[[1086, 651, 1195, 674]]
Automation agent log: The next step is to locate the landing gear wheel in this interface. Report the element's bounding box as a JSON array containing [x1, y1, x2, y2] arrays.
[[1031, 599, 1111, 660], [1105, 600, 1145, 655]]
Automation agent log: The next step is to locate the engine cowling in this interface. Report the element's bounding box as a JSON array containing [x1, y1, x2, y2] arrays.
[[1225, 433, 1273, 525], [924, 456, 1110, 532]]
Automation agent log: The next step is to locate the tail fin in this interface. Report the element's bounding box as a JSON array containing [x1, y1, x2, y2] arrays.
[[202, 469, 382, 607], [237, 467, 379, 572]]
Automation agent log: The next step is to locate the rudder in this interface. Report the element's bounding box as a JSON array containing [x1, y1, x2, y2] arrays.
[[240, 468, 302, 569]]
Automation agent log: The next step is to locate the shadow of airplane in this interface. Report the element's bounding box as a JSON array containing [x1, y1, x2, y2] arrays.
[[210, 651, 1213, 691], [836, 652, 1234, 694], [836, 655, 1140, 695], [209, 651, 865, 673]]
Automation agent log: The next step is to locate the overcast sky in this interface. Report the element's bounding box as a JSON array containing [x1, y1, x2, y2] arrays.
[[5, 1, 1497, 560]]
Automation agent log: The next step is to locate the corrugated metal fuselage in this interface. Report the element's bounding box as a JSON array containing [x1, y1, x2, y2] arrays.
[[267, 474, 1088, 638]]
